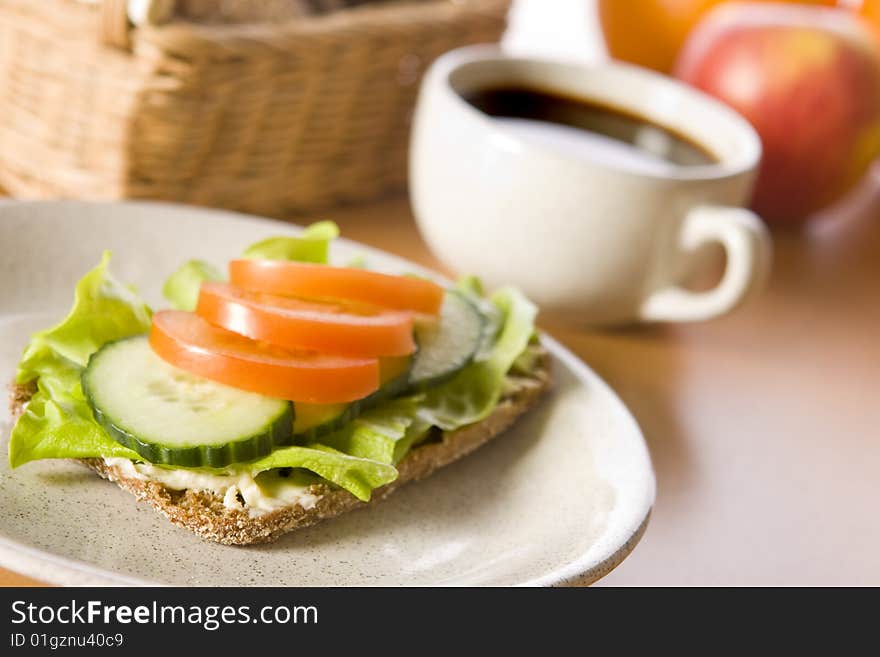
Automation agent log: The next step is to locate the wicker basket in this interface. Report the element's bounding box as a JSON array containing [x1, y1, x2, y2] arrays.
[[0, 0, 509, 214]]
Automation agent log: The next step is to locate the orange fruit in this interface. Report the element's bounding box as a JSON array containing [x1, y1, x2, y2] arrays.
[[598, 0, 840, 73], [856, 0, 880, 40]]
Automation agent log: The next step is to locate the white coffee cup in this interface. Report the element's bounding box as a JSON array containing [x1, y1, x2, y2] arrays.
[[409, 46, 772, 325]]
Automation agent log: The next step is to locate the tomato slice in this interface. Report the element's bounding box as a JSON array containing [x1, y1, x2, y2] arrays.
[[196, 282, 415, 357], [229, 259, 444, 315], [150, 310, 379, 403]]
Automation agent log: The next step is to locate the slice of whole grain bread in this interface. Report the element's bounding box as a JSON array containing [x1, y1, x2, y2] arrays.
[[7, 351, 551, 545]]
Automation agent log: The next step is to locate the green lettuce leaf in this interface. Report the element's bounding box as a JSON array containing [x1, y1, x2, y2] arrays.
[[393, 418, 433, 465], [319, 397, 424, 465], [242, 220, 339, 262], [16, 251, 152, 381], [10, 252, 151, 467], [417, 286, 538, 431], [9, 385, 140, 468], [240, 443, 397, 502], [162, 260, 223, 311]]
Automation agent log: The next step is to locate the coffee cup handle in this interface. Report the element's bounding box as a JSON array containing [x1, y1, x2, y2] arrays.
[[639, 205, 772, 323]]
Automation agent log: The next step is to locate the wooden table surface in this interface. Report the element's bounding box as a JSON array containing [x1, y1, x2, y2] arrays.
[[2, 180, 878, 586]]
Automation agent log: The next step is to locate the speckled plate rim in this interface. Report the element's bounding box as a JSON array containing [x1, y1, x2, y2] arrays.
[[511, 337, 654, 587], [0, 200, 656, 587]]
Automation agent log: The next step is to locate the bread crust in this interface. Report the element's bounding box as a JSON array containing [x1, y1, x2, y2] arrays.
[[8, 351, 550, 545]]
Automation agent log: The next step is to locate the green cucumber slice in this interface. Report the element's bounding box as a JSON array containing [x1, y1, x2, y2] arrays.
[[293, 353, 413, 442], [409, 291, 484, 391], [82, 336, 294, 468]]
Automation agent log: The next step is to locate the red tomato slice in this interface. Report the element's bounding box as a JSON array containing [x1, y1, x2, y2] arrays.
[[196, 282, 415, 357], [150, 310, 379, 403], [229, 260, 444, 315]]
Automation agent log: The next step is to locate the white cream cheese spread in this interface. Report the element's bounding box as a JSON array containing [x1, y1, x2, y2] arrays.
[[103, 458, 320, 517]]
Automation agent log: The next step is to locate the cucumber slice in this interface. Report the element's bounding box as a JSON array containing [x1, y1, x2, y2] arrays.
[[82, 336, 294, 468], [409, 291, 484, 391], [293, 353, 413, 441]]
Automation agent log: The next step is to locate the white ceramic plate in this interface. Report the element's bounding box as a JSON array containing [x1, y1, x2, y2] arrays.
[[0, 201, 654, 586]]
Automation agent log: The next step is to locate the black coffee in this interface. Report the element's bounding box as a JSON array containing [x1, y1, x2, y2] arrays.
[[463, 86, 719, 173]]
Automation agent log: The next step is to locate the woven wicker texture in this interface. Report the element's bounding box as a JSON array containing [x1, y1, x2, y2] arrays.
[[0, 0, 509, 214]]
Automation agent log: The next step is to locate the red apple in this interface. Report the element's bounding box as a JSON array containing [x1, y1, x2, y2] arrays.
[[674, 3, 880, 225]]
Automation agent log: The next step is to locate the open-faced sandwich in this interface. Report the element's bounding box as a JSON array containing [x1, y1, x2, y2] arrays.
[[7, 222, 550, 545]]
